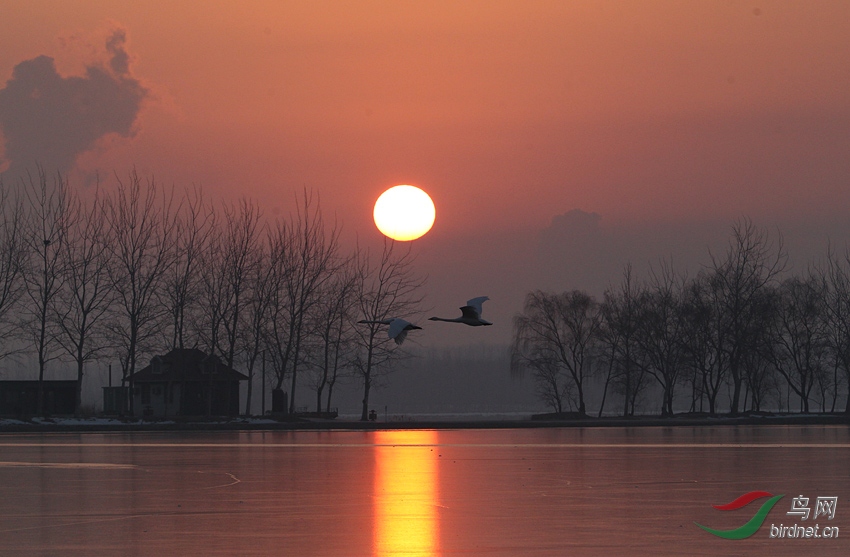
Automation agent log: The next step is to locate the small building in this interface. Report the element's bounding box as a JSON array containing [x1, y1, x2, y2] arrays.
[[102, 386, 129, 415], [128, 349, 248, 418], [0, 380, 77, 417]]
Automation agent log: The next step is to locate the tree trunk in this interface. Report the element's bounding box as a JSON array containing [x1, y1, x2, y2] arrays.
[[75, 359, 84, 417], [597, 360, 613, 418], [244, 367, 253, 416], [326, 382, 335, 412], [573, 374, 586, 416], [360, 379, 371, 421], [729, 371, 742, 415]]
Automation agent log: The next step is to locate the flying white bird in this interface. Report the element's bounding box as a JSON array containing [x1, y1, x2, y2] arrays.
[[357, 317, 422, 345], [428, 296, 492, 326]]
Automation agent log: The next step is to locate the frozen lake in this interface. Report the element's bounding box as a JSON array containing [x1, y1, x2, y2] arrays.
[[0, 425, 847, 556]]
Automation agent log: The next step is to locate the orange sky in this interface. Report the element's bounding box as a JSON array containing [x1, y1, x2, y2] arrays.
[[2, 1, 849, 343]]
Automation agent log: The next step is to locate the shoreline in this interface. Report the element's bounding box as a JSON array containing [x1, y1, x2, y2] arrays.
[[1, 412, 848, 433]]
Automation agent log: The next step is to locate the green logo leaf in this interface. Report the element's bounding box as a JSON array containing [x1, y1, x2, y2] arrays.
[[695, 494, 784, 539]]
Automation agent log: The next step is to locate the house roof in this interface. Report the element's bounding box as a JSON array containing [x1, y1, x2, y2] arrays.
[[130, 348, 249, 382]]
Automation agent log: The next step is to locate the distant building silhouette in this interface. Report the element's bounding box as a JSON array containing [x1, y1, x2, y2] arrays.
[[0, 380, 76, 417], [128, 348, 247, 418]]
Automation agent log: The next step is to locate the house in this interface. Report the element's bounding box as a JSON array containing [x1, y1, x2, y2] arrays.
[[0, 380, 77, 417], [128, 349, 248, 418]]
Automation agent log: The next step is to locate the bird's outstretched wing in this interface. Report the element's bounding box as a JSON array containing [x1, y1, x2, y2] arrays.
[[459, 305, 480, 319], [464, 296, 489, 318], [388, 318, 411, 342], [393, 329, 409, 345]]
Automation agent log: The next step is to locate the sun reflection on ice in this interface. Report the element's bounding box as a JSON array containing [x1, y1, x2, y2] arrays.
[[373, 430, 440, 556]]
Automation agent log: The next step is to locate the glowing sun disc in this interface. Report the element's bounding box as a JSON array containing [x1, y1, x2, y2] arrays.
[[373, 185, 436, 241]]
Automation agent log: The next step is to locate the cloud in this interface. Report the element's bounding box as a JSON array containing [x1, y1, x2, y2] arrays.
[[539, 209, 602, 247], [0, 27, 148, 182]]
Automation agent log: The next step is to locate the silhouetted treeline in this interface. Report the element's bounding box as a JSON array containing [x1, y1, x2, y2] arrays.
[[0, 168, 423, 418], [512, 219, 850, 416]]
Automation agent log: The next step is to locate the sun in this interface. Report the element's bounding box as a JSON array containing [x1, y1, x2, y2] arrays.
[[373, 185, 436, 241]]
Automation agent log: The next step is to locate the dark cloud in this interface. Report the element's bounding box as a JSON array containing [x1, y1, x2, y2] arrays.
[[538, 209, 602, 248], [106, 28, 131, 75], [0, 28, 148, 181]]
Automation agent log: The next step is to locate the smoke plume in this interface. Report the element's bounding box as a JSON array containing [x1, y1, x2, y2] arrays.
[[0, 27, 148, 181]]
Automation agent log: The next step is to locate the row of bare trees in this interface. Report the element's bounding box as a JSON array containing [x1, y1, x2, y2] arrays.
[[512, 219, 850, 416], [0, 169, 424, 419]]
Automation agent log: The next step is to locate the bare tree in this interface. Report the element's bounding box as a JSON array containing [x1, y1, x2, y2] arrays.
[[219, 199, 262, 370], [741, 345, 779, 412], [196, 209, 228, 360], [192, 198, 261, 415], [264, 221, 294, 410], [105, 170, 177, 414], [765, 274, 827, 413], [239, 234, 273, 415], [511, 290, 601, 416], [53, 189, 114, 415], [352, 239, 425, 421], [709, 218, 786, 414], [636, 262, 688, 417], [305, 255, 359, 413], [823, 247, 850, 413], [600, 265, 649, 416], [679, 273, 727, 414], [163, 187, 212, 350], [593, 322, 616, 418], [0, 180, 27, 360], [21, 168, 69, 415], [264, 191, 340, 414], [742, 285, 781, 412], [278, 191, 339, 413]]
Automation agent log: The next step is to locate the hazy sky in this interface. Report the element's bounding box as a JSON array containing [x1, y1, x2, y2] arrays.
[[2, 1, 849, 345]]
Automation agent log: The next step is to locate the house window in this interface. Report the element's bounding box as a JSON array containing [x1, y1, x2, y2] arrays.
[[141, 384, 151, 404]]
